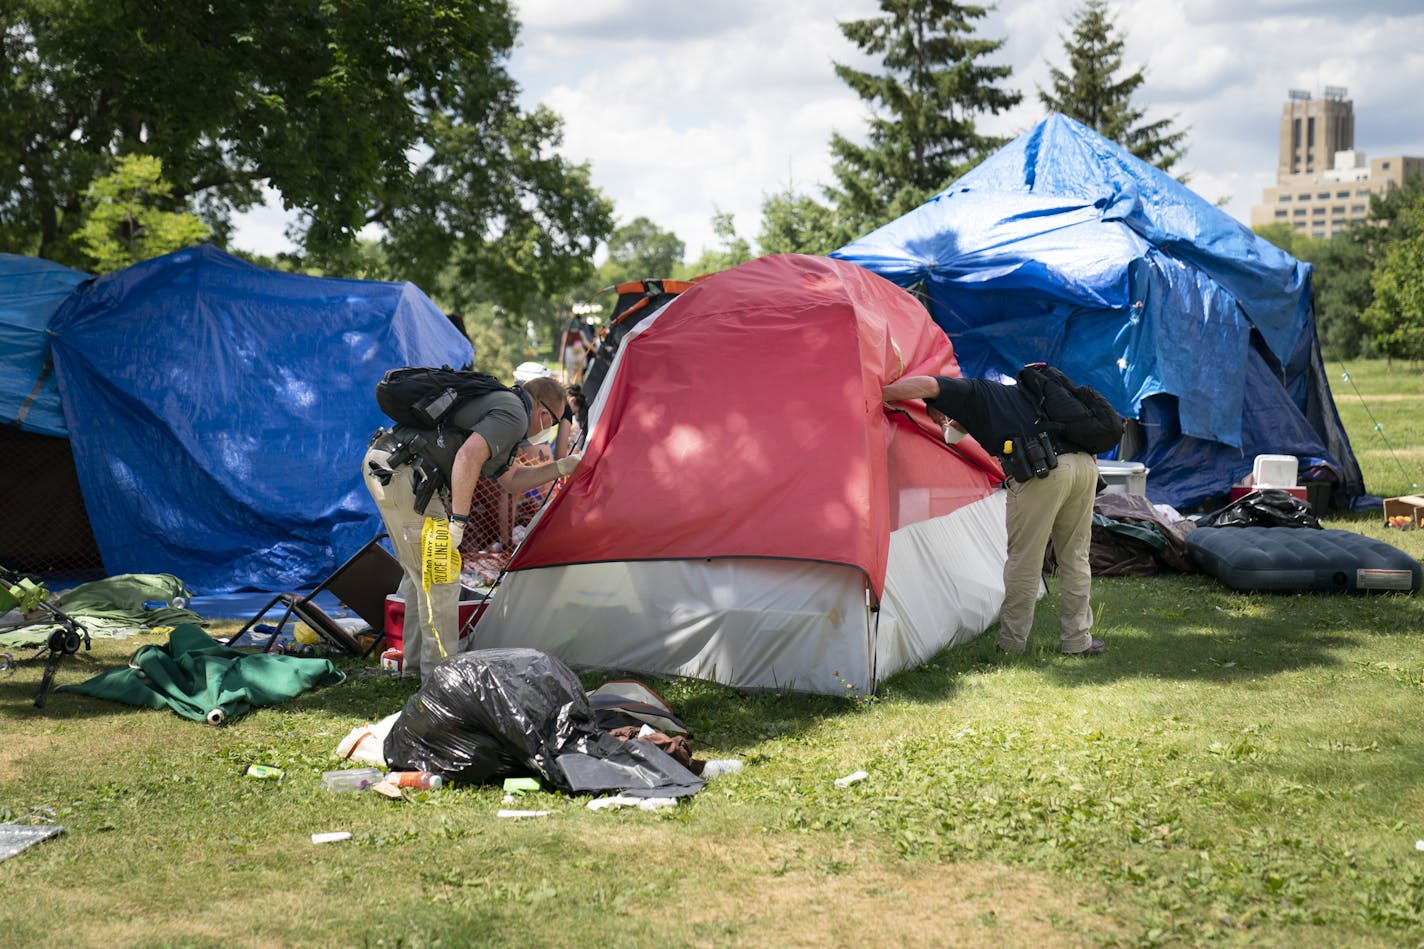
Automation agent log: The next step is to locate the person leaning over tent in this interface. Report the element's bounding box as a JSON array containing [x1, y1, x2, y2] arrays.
[[362, 375, 581, 680], [881, 372, 1105, 657]]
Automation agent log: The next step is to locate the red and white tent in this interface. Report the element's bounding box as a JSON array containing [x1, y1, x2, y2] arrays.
[[470, 254, 1008, 694]]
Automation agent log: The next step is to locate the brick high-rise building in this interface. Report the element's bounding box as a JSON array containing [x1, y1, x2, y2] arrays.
[[1250, 88, 1424, 239]]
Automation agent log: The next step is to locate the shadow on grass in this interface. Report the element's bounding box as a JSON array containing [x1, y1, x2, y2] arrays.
[[883, 570, 1424, 703], [17, 566, 1419, 758]]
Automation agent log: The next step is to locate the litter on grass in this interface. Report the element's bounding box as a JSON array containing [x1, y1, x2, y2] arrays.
[[835, 770, 869, 788], [587, 795, 679, 812], [0, 823, 64, 862]]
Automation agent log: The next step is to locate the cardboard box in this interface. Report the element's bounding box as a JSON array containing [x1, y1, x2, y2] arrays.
[[1383, 495, 1424, 529]]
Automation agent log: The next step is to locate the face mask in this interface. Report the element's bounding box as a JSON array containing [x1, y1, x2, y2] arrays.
[[530, 425, 556, 445]]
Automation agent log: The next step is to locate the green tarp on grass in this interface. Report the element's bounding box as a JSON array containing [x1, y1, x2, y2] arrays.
[[57, 624, 344, 723]]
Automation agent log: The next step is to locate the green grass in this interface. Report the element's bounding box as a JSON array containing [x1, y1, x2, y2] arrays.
[[3, 361, 1423, 948], [1327, 357, 1424, 499]]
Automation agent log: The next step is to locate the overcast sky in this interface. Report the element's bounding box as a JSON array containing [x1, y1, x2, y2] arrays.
[[232, 0, 1424, 260]]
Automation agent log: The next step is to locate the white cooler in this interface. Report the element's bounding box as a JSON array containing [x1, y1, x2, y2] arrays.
[[1096, 460, 1149, 495]]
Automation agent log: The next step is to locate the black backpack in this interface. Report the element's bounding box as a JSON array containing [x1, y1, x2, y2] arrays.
[[375, 366, 513, 429], [1015, 363, 1124, 454]]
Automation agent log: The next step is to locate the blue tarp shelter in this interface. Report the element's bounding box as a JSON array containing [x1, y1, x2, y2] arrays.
[[1, 253, 89, 436], [832, 113, 1365, 510], [33, 244, 471, 592]]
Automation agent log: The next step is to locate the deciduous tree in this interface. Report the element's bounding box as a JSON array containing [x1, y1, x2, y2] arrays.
[[1362, 200, 1424, 366], [757, 187, 841, 256], [2, 1, 610, 307], [600, 217, 686, 286], [75, 155, 210, 272], [683, 210, 752, 277]]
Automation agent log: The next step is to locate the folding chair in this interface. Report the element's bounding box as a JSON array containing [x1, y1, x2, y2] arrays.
[[231, 535, 403, 657]]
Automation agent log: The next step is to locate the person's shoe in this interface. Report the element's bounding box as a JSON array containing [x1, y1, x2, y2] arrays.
[[995, 642, 1025, 655], [1063, 638, 1106, 657]]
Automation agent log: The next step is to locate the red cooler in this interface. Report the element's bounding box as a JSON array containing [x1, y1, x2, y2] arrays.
[[383, 593, 493, 652]]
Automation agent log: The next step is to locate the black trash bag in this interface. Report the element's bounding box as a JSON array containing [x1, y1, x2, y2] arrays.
[[383, 648, 703, 798], [1198, 488, 1322, 530]]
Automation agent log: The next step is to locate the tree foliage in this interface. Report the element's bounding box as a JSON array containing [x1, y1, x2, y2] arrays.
[[757, 187, 841, 256], [1306, 232, 1374, 359], [1362, 197, 1424, 365], [75, 155, 210, 272], [682, 210, 753, 278], [827, 0, 1021, 239], [1, 0, 611, 308], [1288, 174, 1424, 361], [1038, 0, 1188, 173], [600, 217, 686, 286], [1251, 222, 1316, 261]]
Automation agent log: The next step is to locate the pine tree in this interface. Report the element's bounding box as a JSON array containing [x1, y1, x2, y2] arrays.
[[827, 0, 1021, 239], [1039, 0, 1188, 173]]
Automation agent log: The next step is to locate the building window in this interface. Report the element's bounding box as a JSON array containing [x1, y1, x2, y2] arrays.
[[1332, 206, 1346, 214], [1311, 231, 1325, 239], [1294, 209, 1307, 217], [1352, 204, 1366, 213], [1358, 190, 1371, 198], [1317, 192, 1331, 200], [1308, 117, 1315, 147], [1279, 194, 1292, 203], [1292, 118, 1301, 151], [1312, 207, 1326, 215], [1383, 161, 1391, 170], [1275, 210, 1288, 218], [1336, 191, 1350, 198]]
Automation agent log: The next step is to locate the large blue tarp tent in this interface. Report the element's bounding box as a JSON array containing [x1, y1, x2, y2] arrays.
[[832, 113, 1366, 510], [0, 254, 102, 575], [1, 253, 89, 436], [45, 244, 472, 592]]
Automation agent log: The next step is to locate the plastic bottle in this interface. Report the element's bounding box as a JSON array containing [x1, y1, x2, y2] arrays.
[[321, 767, 383, 792], [700, 759, 744, 779], [385, 770, 443, 790]]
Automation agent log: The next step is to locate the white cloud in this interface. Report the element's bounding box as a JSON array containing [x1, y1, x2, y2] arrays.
[[236, 0, 1424, 263]]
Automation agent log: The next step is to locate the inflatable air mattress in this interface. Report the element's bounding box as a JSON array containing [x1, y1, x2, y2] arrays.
[[1186, 526, 1420, 594]]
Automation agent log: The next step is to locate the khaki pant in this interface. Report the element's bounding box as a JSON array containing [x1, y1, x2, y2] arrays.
[[362, 442, 461, 679], [997, 451, 1097, 653]]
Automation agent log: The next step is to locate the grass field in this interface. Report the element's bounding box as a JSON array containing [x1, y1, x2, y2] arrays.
[[2, 361, 1422, 948]]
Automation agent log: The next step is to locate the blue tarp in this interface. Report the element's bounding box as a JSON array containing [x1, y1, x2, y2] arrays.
[[0, 253, 89, 436], [48, 244, 472, 592], [832, 113, 1365, 510]]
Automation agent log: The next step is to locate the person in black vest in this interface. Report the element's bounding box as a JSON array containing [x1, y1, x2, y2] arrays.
[[882, 372, 1105, 657], [362, 375, 581, 679]]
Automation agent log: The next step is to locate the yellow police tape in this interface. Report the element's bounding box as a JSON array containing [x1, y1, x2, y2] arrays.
[[420, 516, 463, 659]]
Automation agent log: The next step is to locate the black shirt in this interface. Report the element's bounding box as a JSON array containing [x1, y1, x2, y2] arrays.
[[928, 377, 1040, 455]]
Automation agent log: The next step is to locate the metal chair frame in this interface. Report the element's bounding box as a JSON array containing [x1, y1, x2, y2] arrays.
[[231, 534, 402, 657]]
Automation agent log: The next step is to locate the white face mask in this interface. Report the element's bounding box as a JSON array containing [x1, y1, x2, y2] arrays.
[[529, 425, 556, 445]]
